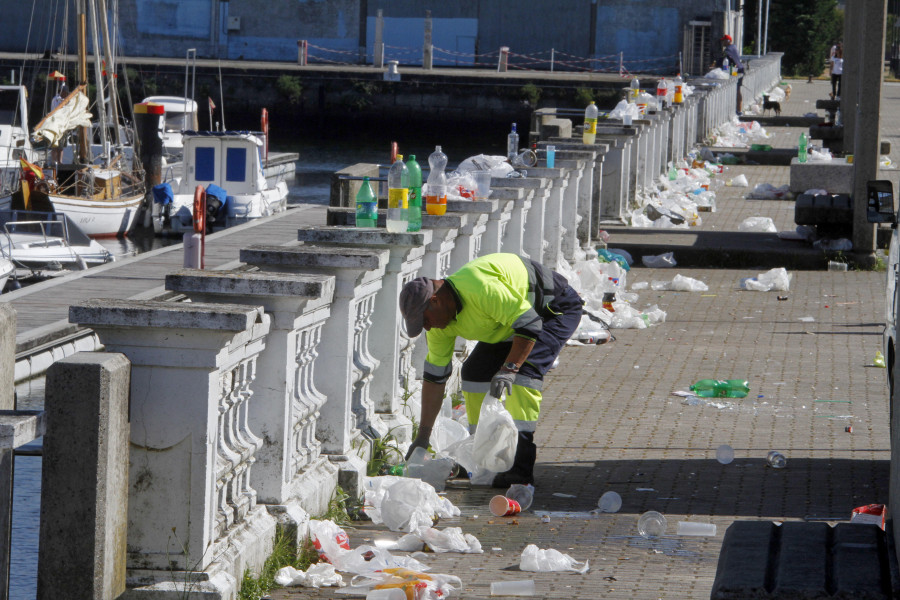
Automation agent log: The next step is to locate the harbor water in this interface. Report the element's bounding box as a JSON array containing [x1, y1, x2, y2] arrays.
[[9, 131, 496, 598]]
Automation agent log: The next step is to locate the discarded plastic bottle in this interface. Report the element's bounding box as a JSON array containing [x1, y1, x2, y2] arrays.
[[798, 132, 808, 164], [673, 74, 684, 104], [722, 57, 730, 73], [602, 292, 616, 312], [690, 379, 750, 399], [766, 450, 787, 469], [425, 146, 448, 216], [405, 155, 422, 232], [668, 164, 678, 180], [507, 123, 519, 162], [874, 350, 886, 368], [387, 464, 406, 476], [386, 154, 409, 233], [656, 78, 669, 109], [629, 77, 640, 102], [583, 101, 599, 145], [355, 176, 378, 228]]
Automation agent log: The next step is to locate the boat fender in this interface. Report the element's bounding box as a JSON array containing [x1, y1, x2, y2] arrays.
[[193, 186, 205, 234]]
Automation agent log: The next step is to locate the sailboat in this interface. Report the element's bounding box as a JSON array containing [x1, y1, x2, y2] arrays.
[[30, 0, 144, 238], [0, 85, 36, 208]]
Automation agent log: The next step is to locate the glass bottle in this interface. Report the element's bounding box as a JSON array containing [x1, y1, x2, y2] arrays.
[[507, 123, 519, 162]]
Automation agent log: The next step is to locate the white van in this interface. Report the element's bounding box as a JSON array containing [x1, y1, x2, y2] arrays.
[[869, 180, 898, 403]]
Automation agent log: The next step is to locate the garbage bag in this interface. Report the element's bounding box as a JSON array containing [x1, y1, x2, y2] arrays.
[[519, 544, 589, 573], [738, 216, 777, 232], [415, 526, 483, 553], [310, 519, 351, 563], [740, 267, 791, 292], [472, 396, 518, 473], [274, 563, 344, 588], [430, 416, 470, 457]]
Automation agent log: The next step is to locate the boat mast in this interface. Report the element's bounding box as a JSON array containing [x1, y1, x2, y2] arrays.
[[97, 0, 122, 150], [75, 0, 90, 164], [87, 0, 110, 167]]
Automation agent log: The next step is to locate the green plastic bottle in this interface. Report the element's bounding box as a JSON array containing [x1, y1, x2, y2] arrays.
[[690, 379, 750, 398], [798, 132, 808, 163], [406, 154, 422, 232], [355, 176, 377, 228]]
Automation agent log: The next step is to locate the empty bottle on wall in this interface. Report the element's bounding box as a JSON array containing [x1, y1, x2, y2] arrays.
[[406, 154, 422, 232], [355, 176, 377, 228], [629, 77, 640, 102], [583, 101, 598, 145], [656, 78, 668, 109], [674, 74, 684, 104], [507, 123, 519, 161], [426, 145, 448, 216], [798, 132, 808, 163], [387, 154, 409, 233]]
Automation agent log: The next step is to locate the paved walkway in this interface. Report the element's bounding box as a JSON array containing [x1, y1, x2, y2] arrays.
[[272, 79, 894, 599]]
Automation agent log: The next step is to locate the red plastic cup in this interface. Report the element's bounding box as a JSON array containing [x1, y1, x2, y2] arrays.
[[490, 494, 522, 517]]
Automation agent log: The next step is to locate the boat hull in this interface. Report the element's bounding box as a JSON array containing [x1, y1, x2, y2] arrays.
[[46, 192, 143, 237]]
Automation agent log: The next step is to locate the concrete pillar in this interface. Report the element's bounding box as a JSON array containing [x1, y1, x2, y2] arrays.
[[297, 39, 308, 66], [423, 11, 433, 70], [164, 270, 338, 516], [239, 245, 388, 494], [37, 352, 130, 600], [68, 299, 274, 593], [0, 304, 16, 599], [374, 10, 385, 68], [498, 46, 509, 72], [295, 227, 431, 438], [842, 7, 859, 148], [851, 0, 886, 254]]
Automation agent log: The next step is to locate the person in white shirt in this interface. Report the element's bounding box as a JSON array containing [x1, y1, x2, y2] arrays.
[[830, 43, 843, 100]]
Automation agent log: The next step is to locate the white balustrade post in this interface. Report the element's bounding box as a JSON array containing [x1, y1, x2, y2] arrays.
[[481, 186, 513, 255], [164, 269, 338, 518], [560, 164, 582, 262], [491, 187, 528, 255], [524, 168, 567, 267], [240, 245, 389, 494], [295, 227, 432, 438], [68, 299, 274, 594], [445, 200, 492, 271], [490, 178, 548, 264]]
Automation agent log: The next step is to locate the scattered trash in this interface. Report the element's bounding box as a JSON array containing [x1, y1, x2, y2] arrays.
[[874, 351, 886, 368], [809, 148, 833, 162], [519, 544, 590, 573], [690, 379, 749, 398], [828, 261, 848, 272], [363, 476, 461, 533], [472, 395, 518, 473], [851, 504, 886, 529], [341, 567, 462, 599], [637, 511, 668, 538], [651, 274, 709, 292], [598, 491, 623, 513], [366, 588, 407, 600], [552, 492, 576, 498], [777, 295, 789, 301], [642, 252, 677, 268], [310, 519, 351, 563], [415, 526, 483, 553], [737, 216, 777, 232], [740, 267, 791, 291], [716, 444, 735, 464], [632, 281, 649, 290], [406, 446, 454, 492], [676, 521, 717, 536], [798, 316, 815, 322], [727, 173, 749, 187], [747, 183, 792, 200], [274, 563, 344, 588], [813, 237, 853, 251], [846, 425, 853, 433], [766, 451, 787, 469], [490, 494, 523, 517], [490, 579, 537, 597]]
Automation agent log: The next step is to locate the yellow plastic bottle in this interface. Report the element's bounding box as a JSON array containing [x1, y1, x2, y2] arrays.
[[582, 101, 598, 145]]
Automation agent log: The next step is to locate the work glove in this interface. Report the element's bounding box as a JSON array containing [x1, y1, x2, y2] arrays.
[[490, 370, 517, 398], [405, 427, 432, 461]]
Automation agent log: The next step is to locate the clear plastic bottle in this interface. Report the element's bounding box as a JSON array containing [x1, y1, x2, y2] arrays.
[[798, 132, 808, 163], [582, 101, 598, 145], [355, 176, 377, 228], [405, 154, 422, 232], [656, 78, 668, 109], [629, 77, 640, 102], [425, 146, 448, 216], [387, 154, 409, 233], [673, 74, 684, 104], [766, 450, 787, 469], [507, 123, 519, 162], [723, 57, 730, 73]]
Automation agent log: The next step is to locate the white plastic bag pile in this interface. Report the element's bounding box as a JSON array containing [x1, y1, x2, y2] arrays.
[[650, 274, 709, 292], [738, 216, 777, 232], [740, 267, 791, 291], [520, 544, 590, 573], [362, 476, 461, 532], [747, 183, 792, 200], [709, 116, 771, 148], [608, 99, 641, 121]]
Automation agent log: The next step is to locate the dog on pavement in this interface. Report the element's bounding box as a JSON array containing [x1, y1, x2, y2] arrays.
[[762, 94, 782, 116]]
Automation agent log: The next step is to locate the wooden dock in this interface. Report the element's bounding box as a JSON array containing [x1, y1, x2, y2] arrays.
[[3, 203, 327, 358]]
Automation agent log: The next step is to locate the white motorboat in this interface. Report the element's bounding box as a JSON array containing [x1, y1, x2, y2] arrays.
[[0, 210, 113, 276], [0, 256, 14, 292], [153, 130, 288, 235], [139, 96, 199, 161]]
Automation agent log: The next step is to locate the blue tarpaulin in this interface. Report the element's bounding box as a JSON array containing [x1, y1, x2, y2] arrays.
[[152, 182, 173, 205]]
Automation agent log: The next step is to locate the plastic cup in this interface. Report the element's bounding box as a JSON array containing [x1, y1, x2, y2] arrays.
[[597, 490, 622, 513], [546, 145, 556, 168], [490, 494, 522, 517], [716, 444, 735, 465], [677, 521, 717, 536], [767, 450, 787, 469], [623, 114, 633, 126], [490, 580, 536, 596], [473, 171, 492, 199], [505, 484, 534, 511], [637, 510, 667, 538]]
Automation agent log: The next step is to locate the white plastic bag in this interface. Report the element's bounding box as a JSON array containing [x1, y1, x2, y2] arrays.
[[727, 173, 749, 187], [738, 217, 777, 232], [415, 526, 483, 554], [642, 252, 677, 268], [430, 416, 470, 457], [740, 267, 791, 292], [472, 396, 518, 473], [274, 563, 344, 588], [310, 519, 351, 563], [519, 544, 590, 573], [650, 275, 708, 292], [363, 476, 461, 532]]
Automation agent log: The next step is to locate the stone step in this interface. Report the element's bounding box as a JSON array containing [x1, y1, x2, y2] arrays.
[[711, 521, 900, 600]]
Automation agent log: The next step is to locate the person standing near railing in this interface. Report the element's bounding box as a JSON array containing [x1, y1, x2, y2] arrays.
[[715, 35, 745, 116]]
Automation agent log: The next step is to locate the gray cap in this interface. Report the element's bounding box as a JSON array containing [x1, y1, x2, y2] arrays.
[[399, 277, 434, 338]]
